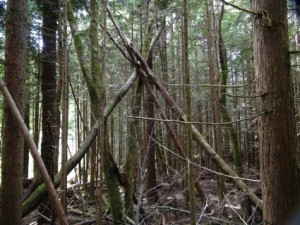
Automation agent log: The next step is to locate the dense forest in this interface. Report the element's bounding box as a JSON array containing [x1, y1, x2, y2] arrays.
[[0, 0, 300, 224]]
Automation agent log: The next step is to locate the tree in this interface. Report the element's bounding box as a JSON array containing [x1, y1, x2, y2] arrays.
[[39, 0, 58, 222], [205, 0, 225, 199], [58, 0, 68, 212], [183, 0, 196, 224], [218, 4, 243, 177], [0, 0, 27, 223], [253, 0, 299, 224], [143, 0, 159, 205]]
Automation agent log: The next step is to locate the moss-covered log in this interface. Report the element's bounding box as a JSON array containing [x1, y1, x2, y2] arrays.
[[22, 122, 99, 217]]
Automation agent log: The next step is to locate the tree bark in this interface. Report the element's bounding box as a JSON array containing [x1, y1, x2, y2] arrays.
[[143, 0, 159, 205], [58, 0, 68, 212], [0, 0, 27, 223], [39, 0, 58, 222], [183, 0, 196, 223], [253, 0, 299, 224], [206, 0, 225, 198]]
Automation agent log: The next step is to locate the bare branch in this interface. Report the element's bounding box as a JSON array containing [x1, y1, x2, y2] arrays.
[[220, 0, 261, 16], [126, 111, 265, 126]]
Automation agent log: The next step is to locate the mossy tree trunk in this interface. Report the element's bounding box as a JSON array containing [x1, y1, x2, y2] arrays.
[[183, 0, 196, 223], [218, 4, 243, 177], [103, 121, 125, 224], [205, 0, 225, 199], [125, 76, 143, 219], [68, 2, 125, 221]]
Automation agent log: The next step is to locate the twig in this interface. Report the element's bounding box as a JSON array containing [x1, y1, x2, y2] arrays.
[[224, 93, 264, 98], [196, 198, 210, 224], [126, 111, 265, 126], [153, 138, 260, 183], [162, 82, 252, 88], [73, 220, 95, 225], [224, 194, 247, 225]]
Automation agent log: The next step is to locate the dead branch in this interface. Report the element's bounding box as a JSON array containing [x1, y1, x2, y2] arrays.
[[220, 0, 261, 16]]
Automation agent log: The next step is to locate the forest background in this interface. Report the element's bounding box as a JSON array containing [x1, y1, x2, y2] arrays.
[[0, 0, 299, 225]]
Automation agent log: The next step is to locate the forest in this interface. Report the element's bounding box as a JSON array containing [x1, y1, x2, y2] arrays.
[[0, 0, 300, 224]]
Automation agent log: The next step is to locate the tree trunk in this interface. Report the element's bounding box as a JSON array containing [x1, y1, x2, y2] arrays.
[[23, 92, 30, 179], [206, 0, 225, 198], [58, 0, 68, 212], [39, 0, 58, 222], [253, 0, 299, 224], [0, 0, 27, 223], [103, 121, 125, 224], [143, 0, 159, 205], [183, 0, 196, 223], [218, 4, 243, 177], [125, 75, 143, 219]]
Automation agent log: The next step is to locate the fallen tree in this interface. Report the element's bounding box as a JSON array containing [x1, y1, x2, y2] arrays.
[[22, 71, 137, 217]]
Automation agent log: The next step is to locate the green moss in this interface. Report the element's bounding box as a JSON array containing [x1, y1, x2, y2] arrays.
[[103, 122, 125, 224]]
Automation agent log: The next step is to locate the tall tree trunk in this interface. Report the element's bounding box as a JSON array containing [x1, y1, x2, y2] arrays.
[[218, 4, 243, 177], [253, 0, 299, 224], [39, 0, 58, 222], [23, 92, 30, 179], [97, 0, 107, 223], [34, 66, 40, 157], [159, 19, 172, 174], [206, 0, 225, 198], [125, 75, 143, 219], [89, 0, 101, 199], [59, 0, 68, 212], [103, 121, 125, 224], [143, 0, 159, 205], [0, 0, 27, 223], [183, 0, 196, 224]]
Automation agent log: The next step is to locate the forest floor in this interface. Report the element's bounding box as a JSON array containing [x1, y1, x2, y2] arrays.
[[22, 167, 262, 225]]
